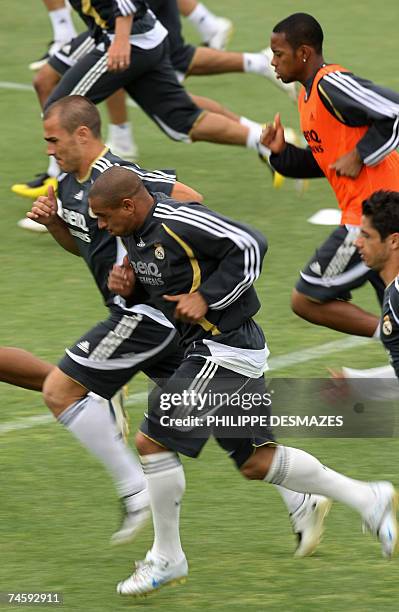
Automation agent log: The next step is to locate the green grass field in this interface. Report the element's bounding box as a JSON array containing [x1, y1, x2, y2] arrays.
[[1, 1, 399, 610]]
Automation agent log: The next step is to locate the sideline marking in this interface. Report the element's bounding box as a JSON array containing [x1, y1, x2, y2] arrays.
[[0, 81, 34, 91], [0, 80, 138, 106], [0, 336, 372, 435]]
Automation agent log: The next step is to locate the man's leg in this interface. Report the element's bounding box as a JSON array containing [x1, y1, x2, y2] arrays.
[[178, 0, 233, 50], [43, 366, 149, 543], [105, 90, 139, 161], [240, 445, 397, 558], [291, 289, 380, 336], [0, 347, 53, 391], [30, 0, 77, 71], [292, 226, 382, 337]]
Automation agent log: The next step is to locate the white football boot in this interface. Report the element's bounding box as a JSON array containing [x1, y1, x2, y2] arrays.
[[110, 501, 151, 546], [204, 17, 233, 50], [117, 551, 188, 597], [290, 494, 332, 557], [362, 481, 398, 559]]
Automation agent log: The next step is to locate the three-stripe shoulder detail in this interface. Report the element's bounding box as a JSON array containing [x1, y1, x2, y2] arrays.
[[154, 202, 262, 309]]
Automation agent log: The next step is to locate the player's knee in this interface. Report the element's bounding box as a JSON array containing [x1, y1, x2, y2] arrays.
[[33, 69, 56, 105], [135, 431, 167, 456], [291, 288, 309, 316], [42, 369, 85, 416], [239, 446, 275, 480]]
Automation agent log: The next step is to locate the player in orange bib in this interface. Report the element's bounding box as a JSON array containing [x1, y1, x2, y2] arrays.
[[261, 12, 399, 338]]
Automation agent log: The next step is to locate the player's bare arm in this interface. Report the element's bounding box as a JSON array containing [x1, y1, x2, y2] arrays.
[[108, 15, 133, 71]]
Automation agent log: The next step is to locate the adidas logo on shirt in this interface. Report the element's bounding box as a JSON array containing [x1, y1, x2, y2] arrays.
[[77, 340, 90, 354], [74, 190, 84, 200], [309, 261, 322, 276]]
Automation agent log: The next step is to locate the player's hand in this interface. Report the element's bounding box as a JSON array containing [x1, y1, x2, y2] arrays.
[[107, 39, 131, 71], [27, 185, 58, 226], [108, 255, 135, 298], [163, 292, 208, 323], [329, 148, 363, 178], [260, 113, 287, 154]]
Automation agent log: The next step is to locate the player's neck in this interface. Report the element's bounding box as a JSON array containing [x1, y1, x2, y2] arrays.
[[76, 141, 107, 181], [301, 55, 325, 85], [380, 258, 399, 286]]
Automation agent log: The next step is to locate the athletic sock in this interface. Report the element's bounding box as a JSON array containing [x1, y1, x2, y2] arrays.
[[274, 485, 306, 514], [243, 52, 268, 75], [240, 116, 263, 136], [58, 395, 146, 499], [186, 3, 219, 41], [140, 452, 186, 565], [265, 445, 374, 517], [107, 122, 134, 150], [49, 7, 77, 44], [373, 322, 381, 339], [47, 155, 60, 178]]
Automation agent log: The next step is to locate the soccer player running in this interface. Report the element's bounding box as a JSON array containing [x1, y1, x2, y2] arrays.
[[260, 13, 399, 338], [27, 94, 200, 544], [88, 166, 397, 598]]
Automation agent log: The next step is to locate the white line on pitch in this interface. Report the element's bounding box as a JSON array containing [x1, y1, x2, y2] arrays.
[[0, 81, 138, 107], [0, 81, 34, 91], [0, 336, 373, 436]]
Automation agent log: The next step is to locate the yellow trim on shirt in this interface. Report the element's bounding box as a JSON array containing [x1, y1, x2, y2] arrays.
[[161, 223, 221, 336], [162, 223, 201, 292], [81, 0, 107, 29]]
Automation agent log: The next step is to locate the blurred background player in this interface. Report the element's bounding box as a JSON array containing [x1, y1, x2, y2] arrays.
[[29, 0, 77, 71], [177, 0, 233, 49], [12, 0, 289, 211], [261, 13, 399, 338]]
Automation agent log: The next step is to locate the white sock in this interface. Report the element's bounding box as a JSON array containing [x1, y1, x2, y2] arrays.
[[186, 3, 219, 40], [58, 395, 146, 501], [47, 155, 60, 178], [141, 452, 186, 565], [49, 7, 77, 43], [274, 485, 306, 514], [265, 445, 374, 518], [373, 322, 381, 339], [245, 124, 266, 153], [108, 122, 134, 149], [243, 53, 268, 75], [240, 116, 263, 136]]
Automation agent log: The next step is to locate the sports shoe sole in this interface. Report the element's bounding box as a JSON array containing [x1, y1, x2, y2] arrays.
[[117, 576, 187, 598], [294, 498, 333, 558]]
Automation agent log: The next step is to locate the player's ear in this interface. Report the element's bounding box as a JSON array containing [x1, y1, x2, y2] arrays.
[[76, 125, 90, 141], [390, 232, 399, 250], [122, 197, 135, 213]]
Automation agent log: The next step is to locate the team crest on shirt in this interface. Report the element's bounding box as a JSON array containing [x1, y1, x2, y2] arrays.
[[154, 243, 165, 260], [382, 315, 393, 336]]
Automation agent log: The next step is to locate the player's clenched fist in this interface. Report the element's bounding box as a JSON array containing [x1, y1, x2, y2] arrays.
[[27, 185, 58, 226], [108, 255, 136, 298]]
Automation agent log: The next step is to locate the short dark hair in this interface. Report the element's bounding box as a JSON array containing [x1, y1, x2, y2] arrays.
[[273, 13, 324, 54], [89, 166, 146, 207], [362, 190, 399, 239], [43, 95, 101, 138]]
